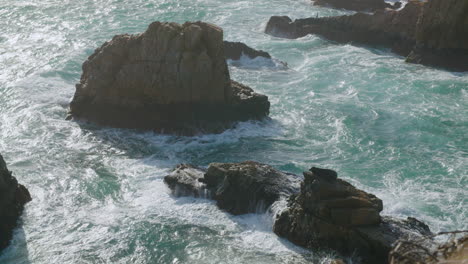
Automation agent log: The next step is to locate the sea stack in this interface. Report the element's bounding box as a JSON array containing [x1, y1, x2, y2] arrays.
[[274, 167, 432, 264], [0, 154, 32, 251], [69, 21, 270, 134]]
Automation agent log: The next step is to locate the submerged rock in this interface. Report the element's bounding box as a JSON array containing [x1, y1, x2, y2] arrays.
[[266, 0, 468, 71], [313, 0, 400, 12], [0, 154, 31, 252], [273, 167, 432, 264], [223, 41, 271, 60], [69, 21, 270, 134], [164, 161, 301, 215]]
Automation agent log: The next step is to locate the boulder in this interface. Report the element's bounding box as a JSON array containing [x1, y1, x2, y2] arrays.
[[273, 167, 432, 264], [313, 0, 400, 12], [223, 41, 272, 60], [164, 161, 301, 215], [0, 154, 31, 252], [69, 21, 270, 134], [406, 0, 468, 71], [265, 1, 423, 56]]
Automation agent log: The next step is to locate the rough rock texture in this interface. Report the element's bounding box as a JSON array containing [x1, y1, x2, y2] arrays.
[[0, 154, 31, 252], [273, 167, 432, 264], [267, 0, 468, 71], [164, 161, 301, 215], [265, 1, 423, 56], [390, 233, 468, 264], [223, 41, 272, 60], [69, 21, 270, 134], [313, 0, 400, 12], [406, 0, 468, 71]]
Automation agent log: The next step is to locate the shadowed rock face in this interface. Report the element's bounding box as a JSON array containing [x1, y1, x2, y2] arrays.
[[164, 161, 301, 215], [407, 0, 468, 71], [273, 167, 432, 264], [223, 41, 272, 60], [0, 154, 31, 252], [69, 21, 270, 134], [266, 0, 468, 71], [314, 0, 400, 12]]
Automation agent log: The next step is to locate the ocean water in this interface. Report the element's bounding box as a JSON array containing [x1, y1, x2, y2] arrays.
[[0, 0, 466, 263]]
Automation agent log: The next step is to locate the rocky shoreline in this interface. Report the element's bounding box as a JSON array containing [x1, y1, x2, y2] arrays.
[[0, 154, 31, 252], [265, 0, 468, 71]]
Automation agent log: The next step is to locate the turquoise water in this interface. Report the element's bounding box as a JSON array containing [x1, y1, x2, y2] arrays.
[[0, 0, 466, 263]]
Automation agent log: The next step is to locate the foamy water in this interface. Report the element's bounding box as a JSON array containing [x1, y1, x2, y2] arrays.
[[0, 0, 466, 263]]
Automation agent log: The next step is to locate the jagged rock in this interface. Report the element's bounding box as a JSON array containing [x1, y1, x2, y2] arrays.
[[266, 0, 468, 71], [69, 21, 270, 134], [265, 1, 423, 56], [406, 0, 468, 71], [223, 41, 271, 60], [0, 154, 31, 252], [164, 161, 301, 215], [313, 0, 401, 12], [390, 232, 468, 264], [273, 167, 432, 264]]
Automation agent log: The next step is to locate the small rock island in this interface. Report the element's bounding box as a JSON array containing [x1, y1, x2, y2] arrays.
[[69, 22, 270, 134]]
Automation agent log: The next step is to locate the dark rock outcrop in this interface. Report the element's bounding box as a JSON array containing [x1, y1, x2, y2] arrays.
[[223, 41, 271, 60], [0, 154, 31, 252], [69, 21, 270, 134], [406, 0, 468, 71], [273, 167, 432, 264], [265, 1, 423, 56], [164, 161, 301, 215], [313, 0, 401, 12], [266, 0, 468, 71], [390, 232, 468, 264]]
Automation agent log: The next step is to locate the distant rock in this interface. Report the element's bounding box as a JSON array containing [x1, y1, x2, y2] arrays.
[[313, 0, 401, 12], [265, 1, 423, 56], [266, 0, 468, 71], [223, 41, 271, 60], [164, 161, 301, 215], [0, 154, 31, 252], [273, 167, 432, 264], [69, 21, 270, 134]]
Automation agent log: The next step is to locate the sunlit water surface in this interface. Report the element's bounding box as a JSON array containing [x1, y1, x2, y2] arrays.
[[0, 0, 466, 263]]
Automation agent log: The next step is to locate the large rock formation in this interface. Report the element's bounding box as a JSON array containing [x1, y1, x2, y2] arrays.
[[273, 167, 432, 264], [406, 0, 468, 71], [164, 161, 301, 215], [69, 21, 270, 134], [313, 0, 400, 12], [266, 0, 468, 71], [265, 1, 423, 56], [0, 154, 31, 252]]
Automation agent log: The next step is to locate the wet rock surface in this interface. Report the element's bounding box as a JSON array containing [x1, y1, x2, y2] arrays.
[[164, 161, 301, 215], [273, 167, 432, 264], [69, 21, 270, 134], [0, 154, 31, 252]]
